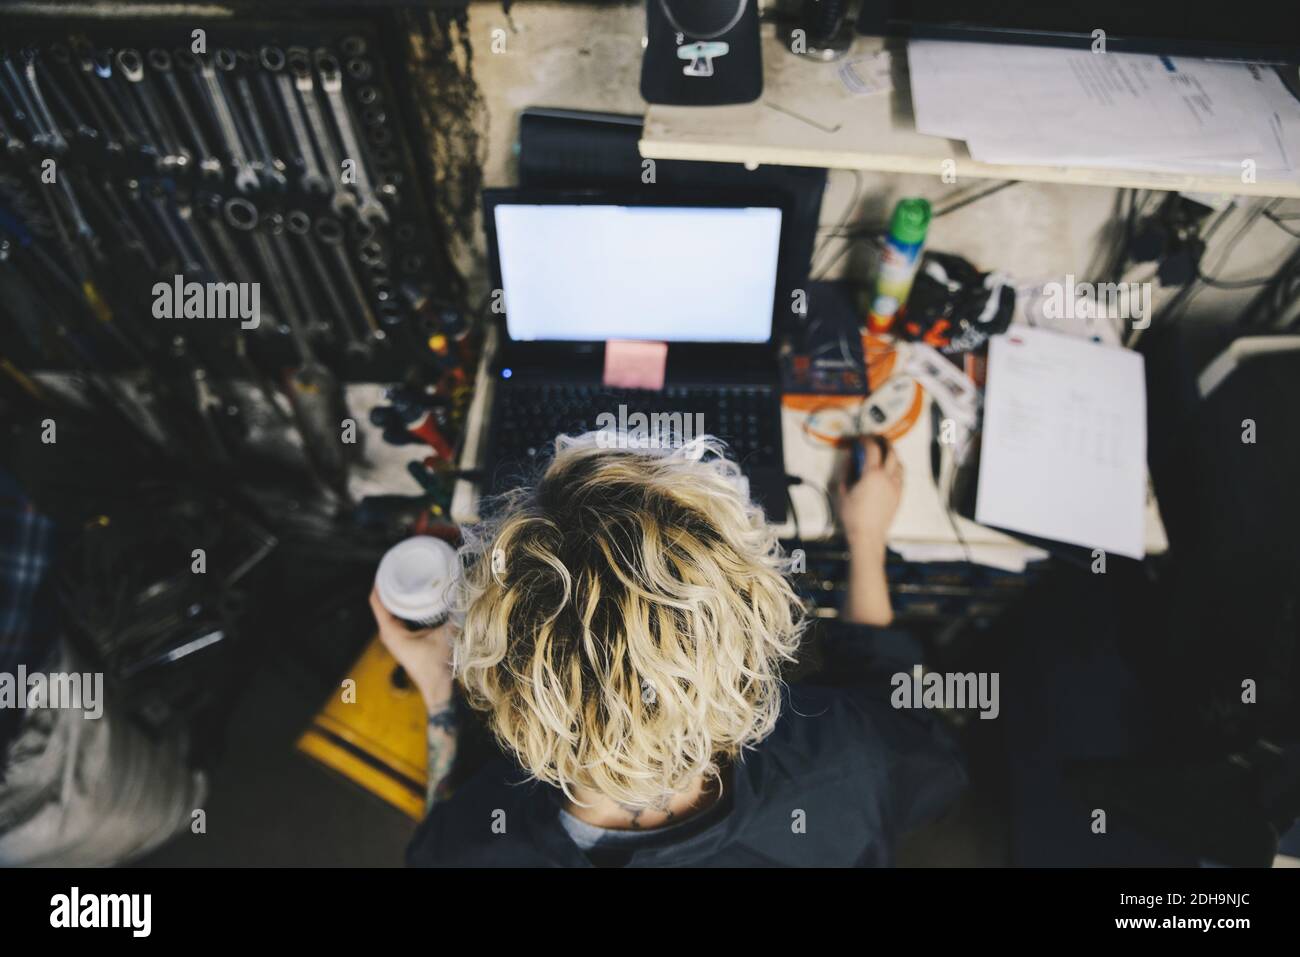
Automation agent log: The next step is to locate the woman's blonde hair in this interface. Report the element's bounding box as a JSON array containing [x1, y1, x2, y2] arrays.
[[453, 432, 805, 810]]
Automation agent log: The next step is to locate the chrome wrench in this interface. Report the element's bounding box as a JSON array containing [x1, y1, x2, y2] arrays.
[[261, 46, 329, 196], [1, 53, 55, 149], [117, 48, 189, 170], [20, 50, 66, 150], [75, 44, 132, 149], [315, 214, 381, 339], [150, 49, 221, 179], [287, 209, 367, 354], [228, 52, 285, 190], [33, 47, 95, 143], [197, 54, 258, 192], [315, 49, 386, 225], [93, 49, 158, 159], [288, 47, 353, 215]]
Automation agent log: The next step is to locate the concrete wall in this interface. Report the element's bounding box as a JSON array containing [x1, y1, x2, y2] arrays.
[[463, 1, 1295, 329]]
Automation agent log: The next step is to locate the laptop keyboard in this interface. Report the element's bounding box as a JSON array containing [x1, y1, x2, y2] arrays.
[[486, 382, 783, 493]]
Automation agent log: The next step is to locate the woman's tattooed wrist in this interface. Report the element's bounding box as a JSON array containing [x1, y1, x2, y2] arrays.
[[428, 703, 457, 733], [425, 701, 459, 810]]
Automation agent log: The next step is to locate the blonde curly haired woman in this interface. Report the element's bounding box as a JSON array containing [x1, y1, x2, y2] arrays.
[[374, 432, 965, 867]]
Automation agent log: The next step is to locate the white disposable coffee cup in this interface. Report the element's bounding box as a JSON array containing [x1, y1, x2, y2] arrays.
[[375, 536, 458, 630]]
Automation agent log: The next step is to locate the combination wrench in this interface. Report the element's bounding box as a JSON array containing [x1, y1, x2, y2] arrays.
[[93, 49, 158, 159], [261, 46, 329, 196], [146, 187, 203, 275], [149, 49, 221, 179], [74, 43, 133, 149], [1, 52, 56, 149], [288, 47, 354, 215], [49, 45, 110, 143], [251, 50, 299, 181], [224, 197, 353, 500], [0, 111, 19, 153], [196, 53, 258, 192], [18, 49, 68, 151], [286, 209, 367, 354], [32, 48, 95, 143], [227, 50, 286, 190], [315, 49, 386, 225], [315, 214, 381, 339], [176, 198, 224, 280], [90, 175, 156, 269], [265, 210, 327, 340], [196, 193, 278, 330], [117, 48, 190, 170]]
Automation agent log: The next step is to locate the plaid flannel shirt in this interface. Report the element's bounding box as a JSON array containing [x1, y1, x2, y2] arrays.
[[0, 470, 57, 760]]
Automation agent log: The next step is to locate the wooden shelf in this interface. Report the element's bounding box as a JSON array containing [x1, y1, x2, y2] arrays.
[[641, 30, 1300, 199]]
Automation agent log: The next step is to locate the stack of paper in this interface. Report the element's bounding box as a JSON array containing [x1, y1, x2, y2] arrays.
[[908, 40, 1300, 179], [975, 327, 1148, 559]]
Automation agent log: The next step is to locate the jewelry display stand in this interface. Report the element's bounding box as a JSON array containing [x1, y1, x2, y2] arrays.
[[640, 0, 762, 106]]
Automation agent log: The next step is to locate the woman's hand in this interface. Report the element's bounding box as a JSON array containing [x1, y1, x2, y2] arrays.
[[837, 437, 902, 626], [369, 587, 456, 712], [836, 436, 904, 549]]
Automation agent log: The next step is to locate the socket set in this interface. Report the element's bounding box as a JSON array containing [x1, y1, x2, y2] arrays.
[[0, 19, 461, 376]]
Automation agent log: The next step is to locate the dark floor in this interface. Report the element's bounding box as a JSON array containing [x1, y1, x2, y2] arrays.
[[136, 663, 416, 868]]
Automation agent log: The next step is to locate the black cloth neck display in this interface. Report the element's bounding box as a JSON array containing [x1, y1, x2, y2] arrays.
[[641, 0, 763, 106]]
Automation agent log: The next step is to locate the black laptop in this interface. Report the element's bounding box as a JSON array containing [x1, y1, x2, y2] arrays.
[[481, 188, 791, 523]]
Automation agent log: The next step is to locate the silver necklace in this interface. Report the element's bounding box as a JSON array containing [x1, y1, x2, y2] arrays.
[[658, 0, 749, 41]]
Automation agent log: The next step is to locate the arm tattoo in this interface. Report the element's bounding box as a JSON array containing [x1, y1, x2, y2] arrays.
[[426, 701, 459, 811]]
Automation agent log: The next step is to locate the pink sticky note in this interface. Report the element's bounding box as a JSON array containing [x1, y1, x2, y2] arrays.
[[603, 340, 668, 391]]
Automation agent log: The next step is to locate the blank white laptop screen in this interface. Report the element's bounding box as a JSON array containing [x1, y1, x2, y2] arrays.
[[493, 204, 782, 343]]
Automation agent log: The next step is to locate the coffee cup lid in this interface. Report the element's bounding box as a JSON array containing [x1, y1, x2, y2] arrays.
[[375, 536, 458, 624]]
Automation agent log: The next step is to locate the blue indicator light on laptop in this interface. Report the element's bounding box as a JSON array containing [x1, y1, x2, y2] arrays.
[[502, 368, 513, 379]]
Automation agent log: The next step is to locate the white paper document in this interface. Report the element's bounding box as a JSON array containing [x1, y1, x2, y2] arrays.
[[975, 327, 1148, 559], [907, 40, 1300, 178]]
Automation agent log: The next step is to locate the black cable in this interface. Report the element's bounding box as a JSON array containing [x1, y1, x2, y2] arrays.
[[813, 480, 837, 537], [1111, 188, 1156, 277], [942, 465, 973, 565], [930, 179, 1019, 219], [1158, 201, 1262, 327], [1196, 269, 1273, 289], [786, 473, 838, 538], [812, 229, 883, 281], [811, 179, 1018, 281], [784, 479, 803, 545], [1109, 187, 1137, 277], [1201, 201, 1242, 246], [1263, 210, 1300, 240], [1240, 243, 1300, 328], [1196, 201, 1297, 288], [809, 169, 864, 277], [1197, 263, 1286, 289]]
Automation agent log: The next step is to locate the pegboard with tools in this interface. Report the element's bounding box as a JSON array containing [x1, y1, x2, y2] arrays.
[[0, 15, 468, 383]]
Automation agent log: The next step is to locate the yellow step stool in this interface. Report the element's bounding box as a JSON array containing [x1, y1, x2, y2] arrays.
[[297, 636, 428, 820]]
